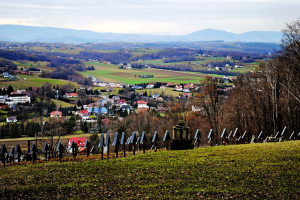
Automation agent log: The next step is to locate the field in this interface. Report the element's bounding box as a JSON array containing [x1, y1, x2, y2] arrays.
[[1, 72, 79, 89], [0, 141, 299, 199], [82, 62, 205, 84]]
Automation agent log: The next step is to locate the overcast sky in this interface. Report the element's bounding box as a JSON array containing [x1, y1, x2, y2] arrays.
[[0, 0, 299, 35]]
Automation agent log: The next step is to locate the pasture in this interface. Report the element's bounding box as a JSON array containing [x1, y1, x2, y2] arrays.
[[0, 141, 299, 199], [82, 62, 205, 84]]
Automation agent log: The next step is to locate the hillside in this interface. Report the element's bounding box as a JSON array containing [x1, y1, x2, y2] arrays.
[[0, 141, 299, 199], [0, 25, 282, 43]]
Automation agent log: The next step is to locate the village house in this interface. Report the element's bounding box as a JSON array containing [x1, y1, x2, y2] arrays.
[[50, 111, 62, 117], [64, 93, 78, 98], [6, 116, 17, 123], [137, 104, 149, 112], [160, 85, 166, 89]]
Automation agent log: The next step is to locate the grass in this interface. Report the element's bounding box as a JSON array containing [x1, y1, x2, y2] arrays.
[[50, 99, 75, 108], [0, 141, 299, 198], [81, 61, 205, 84], [3, 74, 80, 89]]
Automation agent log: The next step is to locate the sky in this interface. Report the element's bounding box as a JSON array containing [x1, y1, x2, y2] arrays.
[[0, 0, 299, 35]]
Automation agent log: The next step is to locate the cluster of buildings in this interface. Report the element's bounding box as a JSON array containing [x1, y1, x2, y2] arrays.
[[0, 90, 31, 106]]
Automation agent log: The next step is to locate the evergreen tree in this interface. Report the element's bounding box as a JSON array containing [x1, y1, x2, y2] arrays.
[[7, 85, 13, 95]]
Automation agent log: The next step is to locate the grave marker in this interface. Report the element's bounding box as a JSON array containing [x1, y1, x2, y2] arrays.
[[221, 128, 229, 145], [84, 140, 92, 157], [170, 119, 193, 150], [233, 128, 241, 144], [70, 141, 78, 158], [258, 131, 263, 143], [163, 130, 171, 150], [281, 126, 287, 141], [56, 142, 64, 161], [120, 132, 126, 157], [112, 132, 120, 158], [242, 131, 247, 144], [193, 129, 201, 148], [29, 143, 37, 164], [289, 132, 294, 140], [15, 143, 22, 165], [42, 142, 50, 161], [0, 143, 7, 167], [105, 133, 111, 159], [208, 129, 215, 147], [140, 131, 147, 153], [98, 133, 105, 160], [130, 132, 137, 155], [9, 147, 15, 164], [152, 131, 159, 152]]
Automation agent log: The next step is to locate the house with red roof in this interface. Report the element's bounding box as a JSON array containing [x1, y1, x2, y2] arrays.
[[64, 93, 78, 98], [67, 137, 87, 154], [137, 100, 148, 105], [50, 111, 62, 117]]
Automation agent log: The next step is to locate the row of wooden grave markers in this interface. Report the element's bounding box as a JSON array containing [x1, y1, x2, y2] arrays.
[[1, 127, 300, 167]]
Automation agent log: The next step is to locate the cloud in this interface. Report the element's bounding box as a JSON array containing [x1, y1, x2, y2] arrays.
[[0, 0, 299, 35]]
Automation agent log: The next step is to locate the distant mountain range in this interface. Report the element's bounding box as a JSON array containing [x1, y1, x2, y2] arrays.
[[0, 25, 283, 43]]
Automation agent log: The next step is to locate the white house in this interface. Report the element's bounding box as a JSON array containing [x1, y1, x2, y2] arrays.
[[146, 85, 154, 89], [6, 116, 17, 123]]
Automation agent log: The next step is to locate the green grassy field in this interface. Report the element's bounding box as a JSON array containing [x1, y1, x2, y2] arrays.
[[0, 141, 299, 199], [2, 73, 80, 89], [82, 62, 205, 84], [50, 99, 75, 108]]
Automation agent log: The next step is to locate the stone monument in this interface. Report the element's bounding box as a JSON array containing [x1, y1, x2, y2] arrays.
[[170, 119, 194, 150]]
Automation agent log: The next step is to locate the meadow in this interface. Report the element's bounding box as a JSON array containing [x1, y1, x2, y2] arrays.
[[0, 141, 299, 199], [82, 62, 205, 84]]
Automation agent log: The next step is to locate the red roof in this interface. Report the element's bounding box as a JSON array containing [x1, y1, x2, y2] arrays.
[[80, 110, 89, 114], [0, 105, 7, 109], [68, 137, 87, 148], [50, 111, 62, 116], [137, 100, 147, 105], [65, 93, 78, 97]]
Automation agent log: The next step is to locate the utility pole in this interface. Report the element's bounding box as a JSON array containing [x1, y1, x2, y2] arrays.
[[56, 90, 59, 119]]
